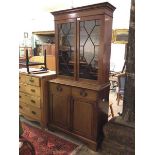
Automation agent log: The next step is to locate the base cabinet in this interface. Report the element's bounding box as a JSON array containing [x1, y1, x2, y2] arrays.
[[48, 79, 109, 151]]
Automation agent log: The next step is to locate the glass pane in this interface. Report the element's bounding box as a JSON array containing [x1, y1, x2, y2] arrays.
[[58, 22, 75, 77], [79, 19, 100, 80]]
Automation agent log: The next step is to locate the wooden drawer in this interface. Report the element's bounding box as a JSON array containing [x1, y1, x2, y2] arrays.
[[28, 105, 41, 120], [19, 83, 26, 92], [19, 102, 29, 114], [72, 87, 97, 101], [49, 83, 71, 96], [26, 85, 41, 96], [19, 74, 26, 83], [26, 95, 41, 108], [26, 76, 40, 86], [19, 92, 27, 103], [19, 102, 41, 120]]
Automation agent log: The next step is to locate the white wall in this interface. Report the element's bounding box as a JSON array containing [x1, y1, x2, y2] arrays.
[[72, 0, 131, 71], [18, 0, 131, 71]]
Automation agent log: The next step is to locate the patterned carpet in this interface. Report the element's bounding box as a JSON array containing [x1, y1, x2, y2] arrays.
[[21, 122, 78, 155]]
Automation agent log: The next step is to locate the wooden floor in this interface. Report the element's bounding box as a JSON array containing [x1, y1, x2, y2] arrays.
[[20, 89, 123, 154]]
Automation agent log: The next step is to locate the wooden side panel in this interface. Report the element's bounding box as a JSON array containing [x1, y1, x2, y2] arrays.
[[46, 55, 56, 71]]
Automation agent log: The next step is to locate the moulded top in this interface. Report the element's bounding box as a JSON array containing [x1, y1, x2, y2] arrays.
[[51, 2, 116, 16]]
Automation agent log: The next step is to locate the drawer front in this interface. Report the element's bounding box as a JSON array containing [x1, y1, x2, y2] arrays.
[[28, 105, 41, 120], [49, 83, 71, 96], [19, 74, 26, 83], [19, 83, 26, 92], [19, 102, 41, 120], [19, 102, 29, 114], [26, 85, 41, 97], [26, 95, 41, 108], [26, 76, 40, 86], [19, 92, 27, 103], [72, 87, 97, 101]]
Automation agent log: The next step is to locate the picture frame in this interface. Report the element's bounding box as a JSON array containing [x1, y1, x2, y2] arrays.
[[113, 29, 129, 44], [24, 32, 28, 38], [111, 29, 115, 43]]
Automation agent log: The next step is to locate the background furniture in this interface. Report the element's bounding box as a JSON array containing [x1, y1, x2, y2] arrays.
[[19, 70, 56, 128], [19, 49, 47, 73], [19, 47, 33, 69], [42, 43, 55, 56], [116, 73, 126, 105], [109, 71, 119, 90], [19, 46, 33, 58], [29, 55, 56, 71], [48, 2, 115, 151]]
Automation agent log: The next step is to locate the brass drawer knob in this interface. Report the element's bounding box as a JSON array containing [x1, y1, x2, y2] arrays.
[[80, 90, 87, 97], [32, 111, 36, 115], [31, 89, 35, 92], [29, 79, 34, 83], [31, 100, 36, 104]]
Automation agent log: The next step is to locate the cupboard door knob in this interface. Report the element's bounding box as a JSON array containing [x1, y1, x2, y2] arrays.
[[56, 85, 62, 92], [80, 90, 87, 97]]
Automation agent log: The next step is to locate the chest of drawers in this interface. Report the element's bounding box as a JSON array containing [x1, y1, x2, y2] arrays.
[[19, 70, 56, 128]]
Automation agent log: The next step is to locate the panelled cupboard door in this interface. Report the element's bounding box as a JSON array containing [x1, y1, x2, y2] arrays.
[[49, 94, 71, 129], [73, 99, 94, 139]]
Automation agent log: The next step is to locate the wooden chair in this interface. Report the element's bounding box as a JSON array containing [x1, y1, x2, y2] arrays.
[[116, 73, 126, 105], [29, 55, 56, 71]]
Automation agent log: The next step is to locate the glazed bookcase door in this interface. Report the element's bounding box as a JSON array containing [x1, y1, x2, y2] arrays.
[[77, 16, 102, 81], [56, 20, 76, 79]]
